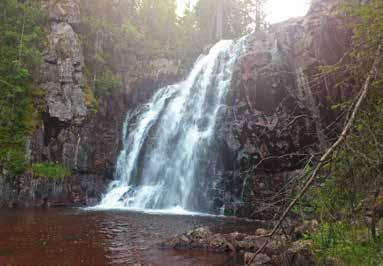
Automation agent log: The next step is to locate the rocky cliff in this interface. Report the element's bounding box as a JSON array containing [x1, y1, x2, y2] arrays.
[[212, 0, 355, 218], [0, 0, 355, 213], [0, 0, 181, 208]]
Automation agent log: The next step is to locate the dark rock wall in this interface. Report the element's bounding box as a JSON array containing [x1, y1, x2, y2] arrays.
[[212, 0, 355, 218], [0, 174, 105, 208]]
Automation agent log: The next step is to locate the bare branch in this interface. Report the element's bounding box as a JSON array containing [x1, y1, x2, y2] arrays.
[[251, 42, 383, 259]]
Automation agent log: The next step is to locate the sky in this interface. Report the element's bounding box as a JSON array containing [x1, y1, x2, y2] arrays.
[[264, 0, 311, 23], [176, 0, 311, 24]]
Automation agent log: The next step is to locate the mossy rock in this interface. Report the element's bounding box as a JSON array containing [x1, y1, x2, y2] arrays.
[[28, 162, 72, 179]]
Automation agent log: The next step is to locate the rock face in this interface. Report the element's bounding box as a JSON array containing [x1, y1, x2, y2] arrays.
[[41, 0, 86, 124], [122, 58, 183, 102], [0, 174, 105, 208], [0, 0, 182, 208], [45, 0, 81, 26], [0, 0, 353, 212], [211, 0, 355, 218]]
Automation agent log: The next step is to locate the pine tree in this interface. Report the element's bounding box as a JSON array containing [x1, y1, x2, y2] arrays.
[[245, 0, 268, 31], [0, 0, 45, 175]]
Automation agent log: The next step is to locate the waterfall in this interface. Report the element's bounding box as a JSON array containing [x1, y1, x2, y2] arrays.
[[97, 37, 247, 214]]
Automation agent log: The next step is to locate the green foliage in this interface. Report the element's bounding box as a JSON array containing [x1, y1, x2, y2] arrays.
[[138, 0, 178, 53], [80, 0, 257, 97], [94, 71, 122, 98], [29, 163, 72, 179], [0, 0, 45, 175], [1, 149, 27, 176], [194, 0, 251, 43], [81, 0, 137, 100], [175, 3, 203, 64], [308, 222, 383, 265], [307, 0, 383, 221], [83, 83, 98, 114], [310, 179, 356, 222], [304, 1, 383, 265], [345, 0, 383, 68]]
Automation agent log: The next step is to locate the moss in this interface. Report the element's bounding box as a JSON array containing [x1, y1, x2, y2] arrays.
[[28, 162, 72, 179], [0, 148, 27, 176], [84, 84, 98, 111], [31, 87, 46, 97], [24, 100, 41, 133]]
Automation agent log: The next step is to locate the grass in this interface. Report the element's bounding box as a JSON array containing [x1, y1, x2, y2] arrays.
[[29, 162, 72, 179], [307, 221, 383, 266]]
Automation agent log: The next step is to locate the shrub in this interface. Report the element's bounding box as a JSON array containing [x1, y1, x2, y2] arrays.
[[308, 222, 383, 265], [0, 0, 45, 175], [0, 148, 27, 176], [94, 70, 122, 98]]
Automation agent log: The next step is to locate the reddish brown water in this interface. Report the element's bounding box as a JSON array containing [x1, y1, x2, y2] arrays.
[[0, 209, 261, 266]]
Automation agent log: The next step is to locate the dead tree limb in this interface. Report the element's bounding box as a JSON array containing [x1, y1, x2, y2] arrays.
[[251, 43, 383, 259]]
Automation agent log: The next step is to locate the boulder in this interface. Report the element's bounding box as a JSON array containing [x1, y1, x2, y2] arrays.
[[272, 240, 316, 266], [162, 227, 317, 266], [188, 227, 212, 239], [245, 253, 272, 266], [44, 0, 81, 26]]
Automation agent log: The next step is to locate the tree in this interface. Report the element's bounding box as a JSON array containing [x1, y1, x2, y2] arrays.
[[176, 2, 202, 62], [138, 0, 178, 53], [81, 0, 180, 98], [245, 0, 268, 31], [195, 0, 250, 43], [0, 0, 45, 175], [216, 0, 224, 40], [251, 0, 383, 261]]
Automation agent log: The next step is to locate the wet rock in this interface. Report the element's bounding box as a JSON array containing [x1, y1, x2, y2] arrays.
[[86, 197, 98, 206], [237, 235, 266, 251], [245, 253, 272, 266], [272, 240, 316, 266], [161, 227, 234, 252], [162, 227, 317, 266], [256, 228, 269, 236], [228, 232, 246, 241], [188, 227, 212, 239], [126, 58, 182, 103], [0, 174, 107, 208]]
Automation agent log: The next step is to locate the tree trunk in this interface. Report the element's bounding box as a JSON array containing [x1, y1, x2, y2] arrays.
[[216, 0, 223, 40]]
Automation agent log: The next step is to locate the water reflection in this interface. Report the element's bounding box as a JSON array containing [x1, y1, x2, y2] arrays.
[[0, 209, 260, 265]]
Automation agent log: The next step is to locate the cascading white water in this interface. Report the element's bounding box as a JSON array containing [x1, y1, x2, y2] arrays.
[[97, 37, 247, 214]]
